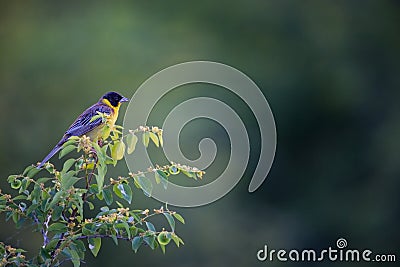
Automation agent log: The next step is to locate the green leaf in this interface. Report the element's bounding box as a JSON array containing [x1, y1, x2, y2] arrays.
[[142, 132, 150, 147], [132, 236, 143, 253], [133, 175, 153, 197], [148, 132, 159, 147], [82, 223, 95, 236], [143, 235, 156, 249], [146, 221, 156, 232], [103, 187, 113, 205], [36, 177, 52, 184], [45, 239, 59, 251], [5, 211, 13, 221], [15, 216, 25, 229], [48, 190, 64, 210], [62, 137, 79, 148], [72, 239, 86, 259], [25, 203, 39, 217], [157, 231, 171, 246], [7, 174, 18, 183], [126, 133, 138, 154], [96, 164, 107, 191], [87, 201, 95, 210], [171, 233, 184, 247], [27, 167, 41, 178], [116, 201, 124, 208], [111, 140, 125, 161], [180, 169, 197, 180], [19, 177, 31, 193], [154, 172, 160, 184], [12, 195, 27, 201], [12, 212, 19, 224], [60, 171, 80, 190], [160, 243, 166, 254], [113, 184, 123, 199], [51, 205, 64, 221], [163, 212, 175, 232], [41, 189, 51, 201], [10, 179, 22, 189], [114, 221, 131, 239], [88, 237, 101, 257], [23, 165, 35, 176], [40, 247, 51, 262], [171, 233, 179, 247], [96, 191, 104, 201], [45, 163, 55, 174], [47, 222, 67, 234], [155, 170, 168, 190], [73, 194, 84, 218], [173, 212, 185, 224], [42, 197, 51, 212], [105, 155, 116, 165], [89, 184, 99, 194], [62, 158, 76, 174], [119, 183, 132, 204], [89, 113, 103, 123], [111, 234, 118, 246], [92, 142, 106, 163], [158, 132, 164, 147], [178, 235, 184, 245], [129, 225, 138, 236], [59, 144, 76, 159], [69, 247, 81, 267], [169, 165, 180, 175], [28, 184, 41, 204]]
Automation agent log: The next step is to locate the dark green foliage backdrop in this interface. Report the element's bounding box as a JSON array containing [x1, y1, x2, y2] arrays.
[[1, 1, 399, 266]]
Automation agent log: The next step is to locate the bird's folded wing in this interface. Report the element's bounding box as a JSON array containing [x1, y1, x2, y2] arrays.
[[65, 104, 112, 137]]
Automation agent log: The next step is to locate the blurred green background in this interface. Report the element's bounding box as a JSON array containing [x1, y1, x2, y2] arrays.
[[1, 1, 399, 266]]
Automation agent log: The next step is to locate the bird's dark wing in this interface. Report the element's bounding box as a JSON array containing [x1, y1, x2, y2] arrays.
[[65, 103, 113, 137], [37, 103, 112, 169]]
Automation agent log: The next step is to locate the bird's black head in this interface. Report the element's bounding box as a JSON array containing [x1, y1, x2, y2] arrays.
[[101, 91, 129, 107]]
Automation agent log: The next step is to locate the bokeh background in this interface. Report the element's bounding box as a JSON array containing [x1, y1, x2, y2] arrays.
[[1, 1, 399, 266]]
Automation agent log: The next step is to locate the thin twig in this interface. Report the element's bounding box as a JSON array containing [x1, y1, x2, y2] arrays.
[[76, 234, 131, 242], [32, 211, 49, 247], [43, 213, 51, 246]]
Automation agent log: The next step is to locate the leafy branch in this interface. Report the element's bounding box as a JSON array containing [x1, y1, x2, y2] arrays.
[[0, 122, 203, 267]]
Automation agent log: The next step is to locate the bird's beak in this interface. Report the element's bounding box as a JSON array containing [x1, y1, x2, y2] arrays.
[[121, 97, 129, 102]]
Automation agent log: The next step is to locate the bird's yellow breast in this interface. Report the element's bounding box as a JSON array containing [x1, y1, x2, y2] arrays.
[[87, 99, 121, 141]]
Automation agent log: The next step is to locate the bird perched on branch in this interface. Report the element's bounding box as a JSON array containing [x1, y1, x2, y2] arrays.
[[37, 91, 129, 168]]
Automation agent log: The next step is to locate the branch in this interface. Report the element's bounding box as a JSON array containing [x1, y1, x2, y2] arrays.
[[32, 211, 51, 246], [76, 234, 131, 242]]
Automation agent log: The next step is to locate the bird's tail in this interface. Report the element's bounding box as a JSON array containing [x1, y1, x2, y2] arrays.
[[37, 144, 63, 169], [37, 135, 70, 169]]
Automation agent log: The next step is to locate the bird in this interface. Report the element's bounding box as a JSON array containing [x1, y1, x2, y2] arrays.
[[37, 91, 129, 168]]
